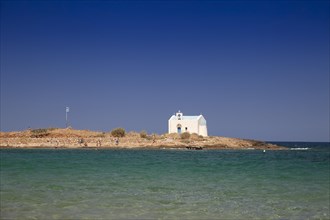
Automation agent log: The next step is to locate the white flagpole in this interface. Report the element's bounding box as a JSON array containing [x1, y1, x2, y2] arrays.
[[66, 107, 69, 128]]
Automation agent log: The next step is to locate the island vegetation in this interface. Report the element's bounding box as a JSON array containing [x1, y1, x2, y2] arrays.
[[0, 127, 286, 150]]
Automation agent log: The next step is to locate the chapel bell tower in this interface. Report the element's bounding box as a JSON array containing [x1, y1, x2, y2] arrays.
[[176, 110, 182, 120]]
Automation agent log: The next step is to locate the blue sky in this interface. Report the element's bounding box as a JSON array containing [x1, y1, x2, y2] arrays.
[[1, 0, 329, 141]]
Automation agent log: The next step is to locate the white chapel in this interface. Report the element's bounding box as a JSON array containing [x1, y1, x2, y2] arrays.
[[168, 111, 208, 136]]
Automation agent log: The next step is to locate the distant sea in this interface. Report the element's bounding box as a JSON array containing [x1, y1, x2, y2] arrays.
[[1, 142, 329, 219]]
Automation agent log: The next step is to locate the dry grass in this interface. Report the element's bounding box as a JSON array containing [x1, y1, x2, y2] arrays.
[[0, 128, 287, 150]]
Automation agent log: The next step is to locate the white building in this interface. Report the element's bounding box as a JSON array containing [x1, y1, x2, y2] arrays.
[[168, 111, 208, 136]]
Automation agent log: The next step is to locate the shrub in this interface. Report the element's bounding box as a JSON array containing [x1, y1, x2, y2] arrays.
[[111, 128, 126, 137], [47, 127, 58, 131], [31, 128, 48, 134], [30, 128, 50, 138], [94, 133, 106, 138], [190, 133, 204, 141], [140, 130, 148, 138], [167, 133, 180, 139], [181, 132, 191, 139]]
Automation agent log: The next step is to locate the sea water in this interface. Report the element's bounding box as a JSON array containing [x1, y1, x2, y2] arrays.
[[0, 142, 329, 219]]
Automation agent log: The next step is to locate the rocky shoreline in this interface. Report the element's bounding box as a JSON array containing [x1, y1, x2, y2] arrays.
[[0, 128, 287, 150]]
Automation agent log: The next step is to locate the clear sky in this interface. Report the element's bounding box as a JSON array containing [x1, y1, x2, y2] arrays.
[[1, 0, 329, 141]]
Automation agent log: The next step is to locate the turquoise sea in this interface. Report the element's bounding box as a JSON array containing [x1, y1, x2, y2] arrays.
[[1, 142, 329, 219]]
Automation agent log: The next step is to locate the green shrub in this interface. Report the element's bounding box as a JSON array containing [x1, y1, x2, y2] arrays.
[[111, 128, 126, 137], [181, 132, 191, 139], [140, 130, 148, 138], [31, 128, 48, 134], [30, 128, 50, 138]]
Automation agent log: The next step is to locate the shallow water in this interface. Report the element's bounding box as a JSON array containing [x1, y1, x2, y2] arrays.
[[1, 142, 329, 219]]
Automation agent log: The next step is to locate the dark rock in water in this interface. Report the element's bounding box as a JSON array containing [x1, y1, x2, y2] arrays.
[[186, 146, 203, 150]]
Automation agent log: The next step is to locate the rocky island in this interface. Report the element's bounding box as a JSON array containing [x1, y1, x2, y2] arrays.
[[0, 127, 286, 150]]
